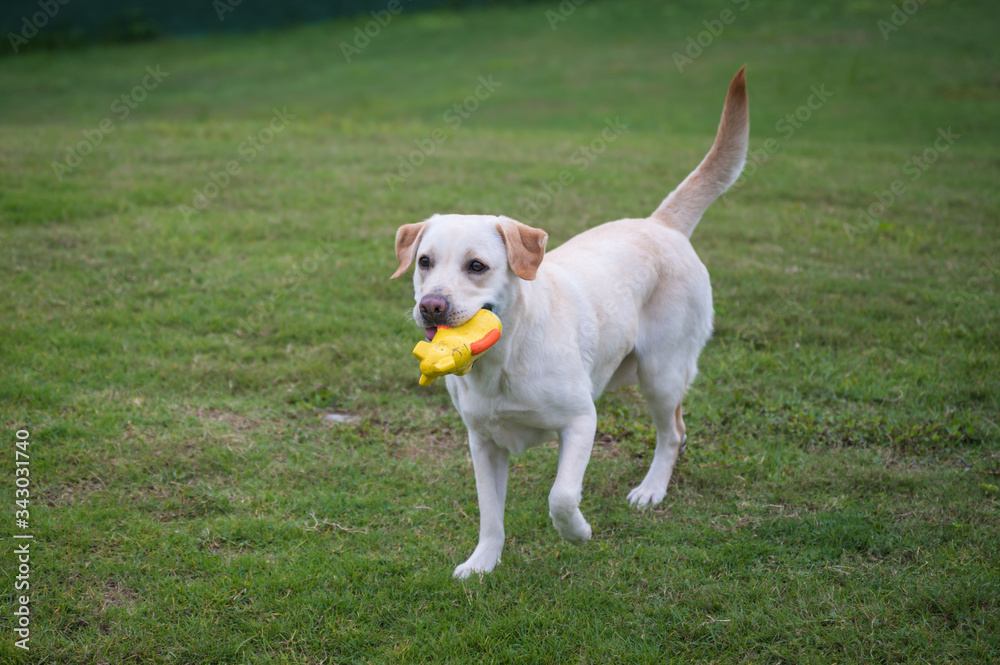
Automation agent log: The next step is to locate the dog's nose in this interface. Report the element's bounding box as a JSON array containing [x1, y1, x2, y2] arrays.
[[419, 294, 449, 322]]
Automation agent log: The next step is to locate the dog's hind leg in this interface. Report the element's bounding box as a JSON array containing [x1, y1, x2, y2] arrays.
[[628, 360, 690, 508], [454, 433, 510, 578]]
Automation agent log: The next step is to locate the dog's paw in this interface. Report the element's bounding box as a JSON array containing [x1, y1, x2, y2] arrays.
[[453, 550, 501, 579], [627, 482, 667, 508], [550, 512, 592, 546], [563, 520, 592, 546]]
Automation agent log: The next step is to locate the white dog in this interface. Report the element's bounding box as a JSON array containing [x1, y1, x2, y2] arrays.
[[391, 67, 749, 578]]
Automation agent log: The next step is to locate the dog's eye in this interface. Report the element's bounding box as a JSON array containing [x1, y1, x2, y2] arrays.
[[468, 260, 488, 273], [418, 256, 431, 269]]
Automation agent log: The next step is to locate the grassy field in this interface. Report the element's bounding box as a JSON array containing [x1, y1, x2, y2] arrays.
[[1, 0, 999, 662]]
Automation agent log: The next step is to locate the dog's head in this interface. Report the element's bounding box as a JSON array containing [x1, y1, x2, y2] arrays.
[[391, 214, 548, 340]]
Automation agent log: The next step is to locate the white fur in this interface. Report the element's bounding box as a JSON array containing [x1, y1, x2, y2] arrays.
[[396, 68, 750, 578]]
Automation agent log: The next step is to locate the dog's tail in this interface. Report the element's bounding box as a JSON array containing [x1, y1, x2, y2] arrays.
[[651, 66, 749, 238]]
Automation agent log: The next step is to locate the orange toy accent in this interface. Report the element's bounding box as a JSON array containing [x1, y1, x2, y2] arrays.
[[412, 309, 502, 386]]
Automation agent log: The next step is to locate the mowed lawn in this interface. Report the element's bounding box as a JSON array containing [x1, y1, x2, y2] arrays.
[[1, 0, 998, 662]]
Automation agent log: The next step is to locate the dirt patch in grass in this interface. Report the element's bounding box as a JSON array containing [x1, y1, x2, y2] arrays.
[[592, 433, 637, 460], [392, 424, 465, 462], [44, 477, 107, 507], [191, 407, 261, 431], [186, 405, 268, 452], [96, 580, 139, 614]]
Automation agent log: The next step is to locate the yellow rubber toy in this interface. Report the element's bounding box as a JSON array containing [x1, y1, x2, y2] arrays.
[[412, 309, 502, 386]]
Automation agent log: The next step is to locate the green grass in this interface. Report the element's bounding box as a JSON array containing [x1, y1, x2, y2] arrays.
[[1, 0, 998, 662]]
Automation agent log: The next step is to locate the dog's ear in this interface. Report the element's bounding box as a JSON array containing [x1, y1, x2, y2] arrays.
[[496, 218, 548, 280], [391, 222, 427, 279]]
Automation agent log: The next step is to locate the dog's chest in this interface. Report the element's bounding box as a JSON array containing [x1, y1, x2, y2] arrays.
[[476, 415, 553, 455], [446, 378, 566, 454]]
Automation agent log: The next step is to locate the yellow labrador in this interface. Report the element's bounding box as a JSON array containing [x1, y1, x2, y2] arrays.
[[392, 67, 749, 577]]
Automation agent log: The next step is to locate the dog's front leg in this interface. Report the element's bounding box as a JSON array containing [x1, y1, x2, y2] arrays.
[[548, 409, 597, 546], [454, 433, 510, 579]]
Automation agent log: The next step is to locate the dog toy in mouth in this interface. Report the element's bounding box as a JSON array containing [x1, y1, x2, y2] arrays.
[[412, 308, 502, 386]]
